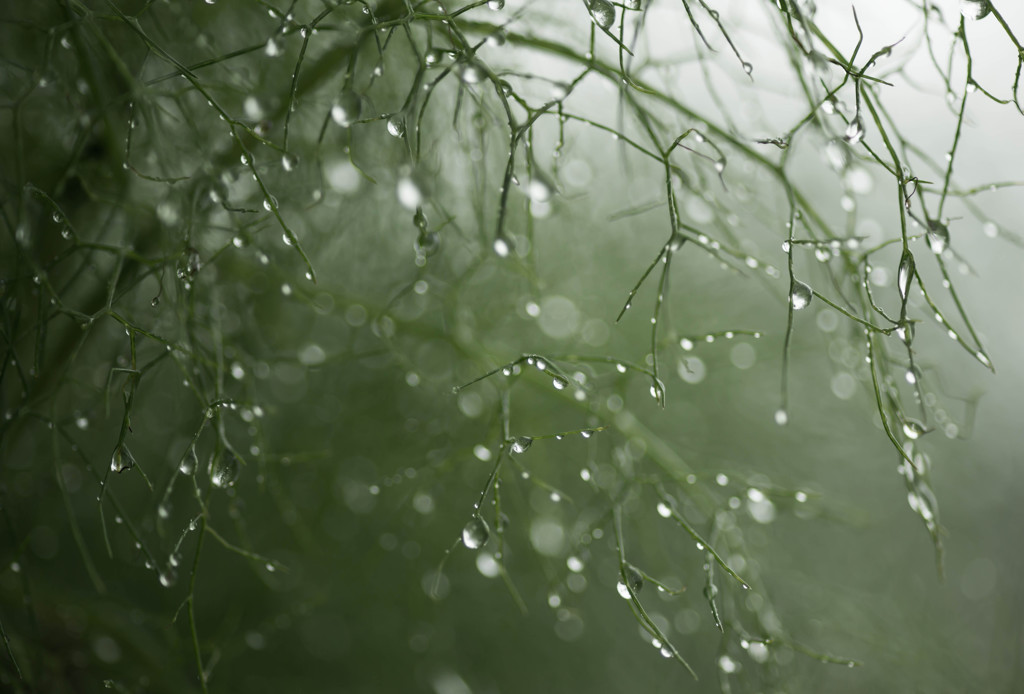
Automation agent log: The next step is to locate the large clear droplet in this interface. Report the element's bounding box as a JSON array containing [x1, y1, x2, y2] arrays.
[[790, 280, 812, 310], [110, 444, 136, 473], [210, 451, 240, 488], [844, 116, 865, 145], [897, 250, 914, 300], [510, 436, 533, 454], [960, 0, 992, 20], [926, 220, 949, 254], [386, 115, 406, 138], [462, 515, 489, 549], [588, 0, 616, 29], [179, 446, 198, 475], [616, 563, 643, 598]]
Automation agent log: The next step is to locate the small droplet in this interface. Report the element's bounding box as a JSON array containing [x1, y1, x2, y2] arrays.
[[926, 220, 950, 254], [902, 419, 926, 440], [510, 436, 533, 454], [844, 116, 865, 145], [790, 280, 812, 310], [897, 250, 914, 300], [493, 236, 511, 257], [282, 152, 299, 172], [616, 563, 643, 598], [552, 376, 567, 390], [656, 502, 672, 518], [210, 451, 240, 488], [488, 0, 504, 8], [774, 408, 789, 426], [462, 515, 489, 549], [158, 569, 177, 588], [741, 62, 753, 75], [110, 444, 136, 473], [386, 115, 406, 138]]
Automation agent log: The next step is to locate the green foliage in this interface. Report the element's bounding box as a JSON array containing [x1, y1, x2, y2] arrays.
[[2, 1, 1022, 692]]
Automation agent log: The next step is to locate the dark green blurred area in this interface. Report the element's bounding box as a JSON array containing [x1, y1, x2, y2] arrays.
[[2, 1, 1023, 693]]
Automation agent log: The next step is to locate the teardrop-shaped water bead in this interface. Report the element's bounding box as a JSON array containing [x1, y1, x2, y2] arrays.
[[790, 280, 812, 310], [462, 515, 489, 549]]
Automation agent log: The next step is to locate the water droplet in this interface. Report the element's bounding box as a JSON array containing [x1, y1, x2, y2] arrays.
[[157, 502, 171, 519], [902, 419, 926, 440], [159, 568, 177, 587], [462, 515, 489, 549], [210, 451, 240, 488], [552, 376, 567, 390], [110, 444, 136, 473], [844, 116, 865, 146], [176, 247, 202, 282], [742, 62, 753, 75], [488, 0, 504, 9], [897, 250, 914, 300], [790, 280, 812, 310], [679, 338, 694, 351], [616, 564, 643, 598], [589, 0, 616, 29], [281, 152, 299, 172], [424, 49, 442, 66], [774, 408, 789, 426], [795, 491, 808, 503], [905, 368, 918, 385], [331, 90, 361, 127], [416, 231, 440, 257], [493, 236, 511, 257], [656, 502, 672, 518], [510, 436, 533, 454], [926, 220, 949, 254], [960, 0, 992, 20], [580, 430, 593, 439], [386, 115, 406, 138]]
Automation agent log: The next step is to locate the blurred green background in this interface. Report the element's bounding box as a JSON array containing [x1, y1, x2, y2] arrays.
[[1, 1, 1022, 692]]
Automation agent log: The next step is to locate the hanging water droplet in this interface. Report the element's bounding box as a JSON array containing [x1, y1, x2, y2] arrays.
[[386, 114, 406, 138], [331, 90, 361, 127], [902, 419, 926, 440], [210, 451, 240, 488], [462, 515, 489, 549], [110, 444, 136, 473], [774, 408, 789, 426], [159, 568, 177, 587], [487, 0, 504, 9], [616, 563, 643, 598], [282, 152, 299, 172], [926, 220, 949, 254], [615, 362, 627, 373], [415, 231, 440, 257], [552, 376, 567, 390], [844, 116, 865, 145], [960, 0, 992, 20], [179, 445, 198, 474], [897, 250, 914, 300], [510, 436, 533, 454], [424, 48, 443, 66], [656, 502, 672, 518], [588, 0, 616, 29], [741, 62, 753, 75], [790, 280, 812, 310], [493, 236, 511, 257]]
